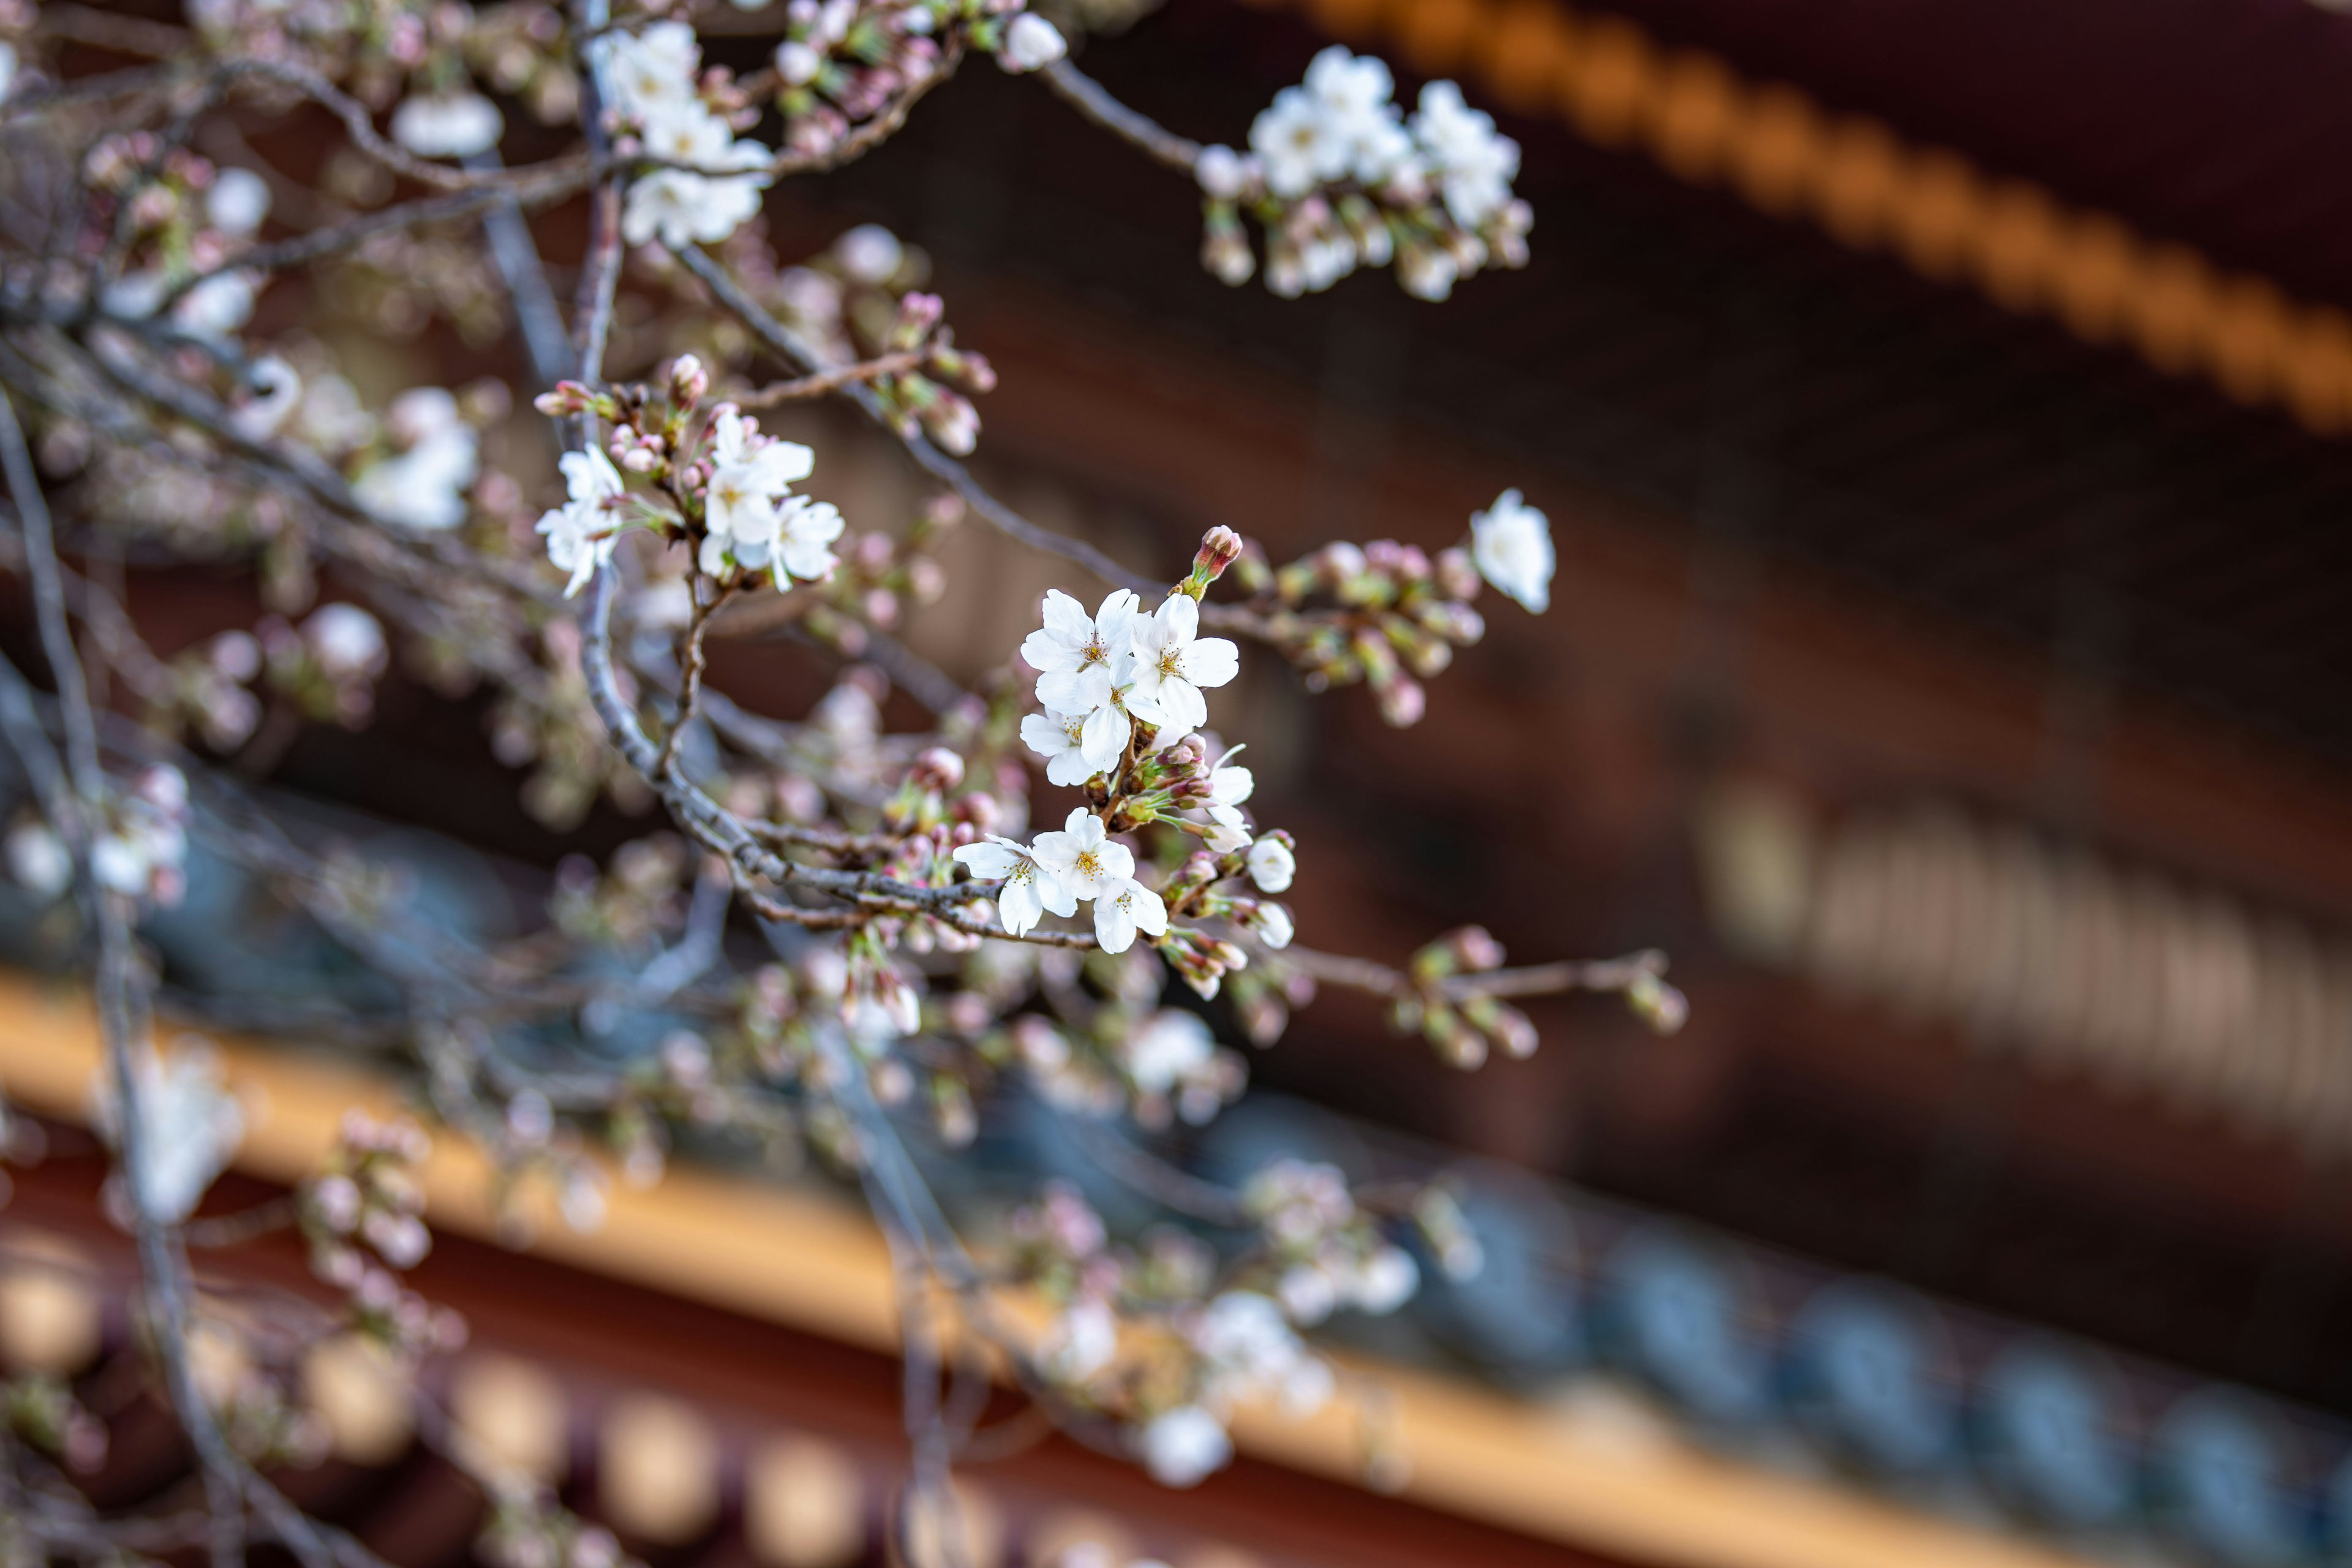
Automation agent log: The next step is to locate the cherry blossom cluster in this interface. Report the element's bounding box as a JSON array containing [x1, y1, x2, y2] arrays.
[[956, 533, 1305, 971], [533, 359, 845, 592], [301, 1112, 467, 1364], [159, 601, 392, 748], [91, 1033, 243, 1224], [998, 1167, 1444, 1490], [1194, 47, 1530, 300], [593, 23, 774, 248], [767, 0, 1062, 153], [1212, 491, 1552, 728], [80, 139, 271, 341], [6, 763, 191, 910], [351, 384, 492, 533]]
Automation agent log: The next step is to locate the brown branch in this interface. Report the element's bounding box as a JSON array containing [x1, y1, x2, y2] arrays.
[[1282, 944, 1672, 1005], [733, 348, 927, 409], [656, 584, 734, 777]]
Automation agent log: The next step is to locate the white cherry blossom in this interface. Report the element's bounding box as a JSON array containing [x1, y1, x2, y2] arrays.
[[1028, 809, 1131, 902], [710, 409, 815, 492], [1139, 1405, 1231, 1489], [698, 413, 827, 581], [1191, 1291, 1329, 1415], [92, 1039, 244, 1224], [1020, 674, 1129, 788], [1412, 81, 1521, 227], [997, 13, 1068, 72], [176, 271, 257, 338], [773, 496, 845, 583], [1023, 588, 1139, 713], [537, 447, 628, 595], [703, 456, 780, 546], [1094, 876, 1167, 954], [600, 21, 701, 120], [1124, 595, 1239, 736], [303, 603, 388, 679], [353, 388, 477, 532], [835, 224, 905, 284], [952, 835, 1076, 937], [1246, 837, 1294, 894], [230, 356, 301, 439], [6, 820, 69, 900], [1041, 1295, 1116, 1381], [1470, 488, 1555, 612], [623, 105, 772, 249], [775, 40, 822, 86], [207, 167, 271, 237], [1202, 741, 1254, 848], [1302, 46, 1411, 185], [390, 91, 503, 158], [1125, 1009, 1213, 1096], [1249, 86, 1342, 200], [1352, 1245, 1420, 1314], [1196, 144, 1251, 201]]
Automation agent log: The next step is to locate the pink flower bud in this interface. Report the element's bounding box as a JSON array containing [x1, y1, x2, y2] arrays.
[[668, 353, 710, 405], [1193, 525, 1245, 582], [908, 747, 965, 793]]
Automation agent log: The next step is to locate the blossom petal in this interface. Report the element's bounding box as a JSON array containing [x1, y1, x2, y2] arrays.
[[1036, 866, 1079, 918], [1095, 894, 1137, 953], [998, 876, 1043, 936], [1182, 636, 1240, 689], [1019, 712, 1069, 761], [1079, 703, 1131, 772], [952, 842, 1021, 880]]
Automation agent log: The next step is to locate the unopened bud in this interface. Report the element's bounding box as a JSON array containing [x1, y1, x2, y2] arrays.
[[908, 747, 965, 793], [891, 290, 946, 348], [1627, 972, 1689, 1036], [668, 353, 710, 405], [1434, 546, 1482, 601], [1374, 674, 1425, 727], [1474, 1000, 1538, 1059], [1449, 925, 1506, 971], [1194, 526, 1245, 582], [1202, 221, 1256, 287]]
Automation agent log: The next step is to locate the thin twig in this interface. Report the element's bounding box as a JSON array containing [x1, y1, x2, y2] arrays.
[[1036, 59, 1202, 173], [656, 584, 734, 777], [734, 348, 927, 409], [1282, 944, 1670, 1004]]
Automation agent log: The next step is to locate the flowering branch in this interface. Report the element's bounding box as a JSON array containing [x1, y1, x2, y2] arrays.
[[0, 0, 1678, 1544]]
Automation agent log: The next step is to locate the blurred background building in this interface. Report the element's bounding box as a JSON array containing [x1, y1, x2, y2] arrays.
[[12, 0, 2352, 1564]]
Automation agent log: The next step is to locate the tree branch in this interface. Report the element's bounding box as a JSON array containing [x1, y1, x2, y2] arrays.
[[1037, 59, 1202, 174]]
